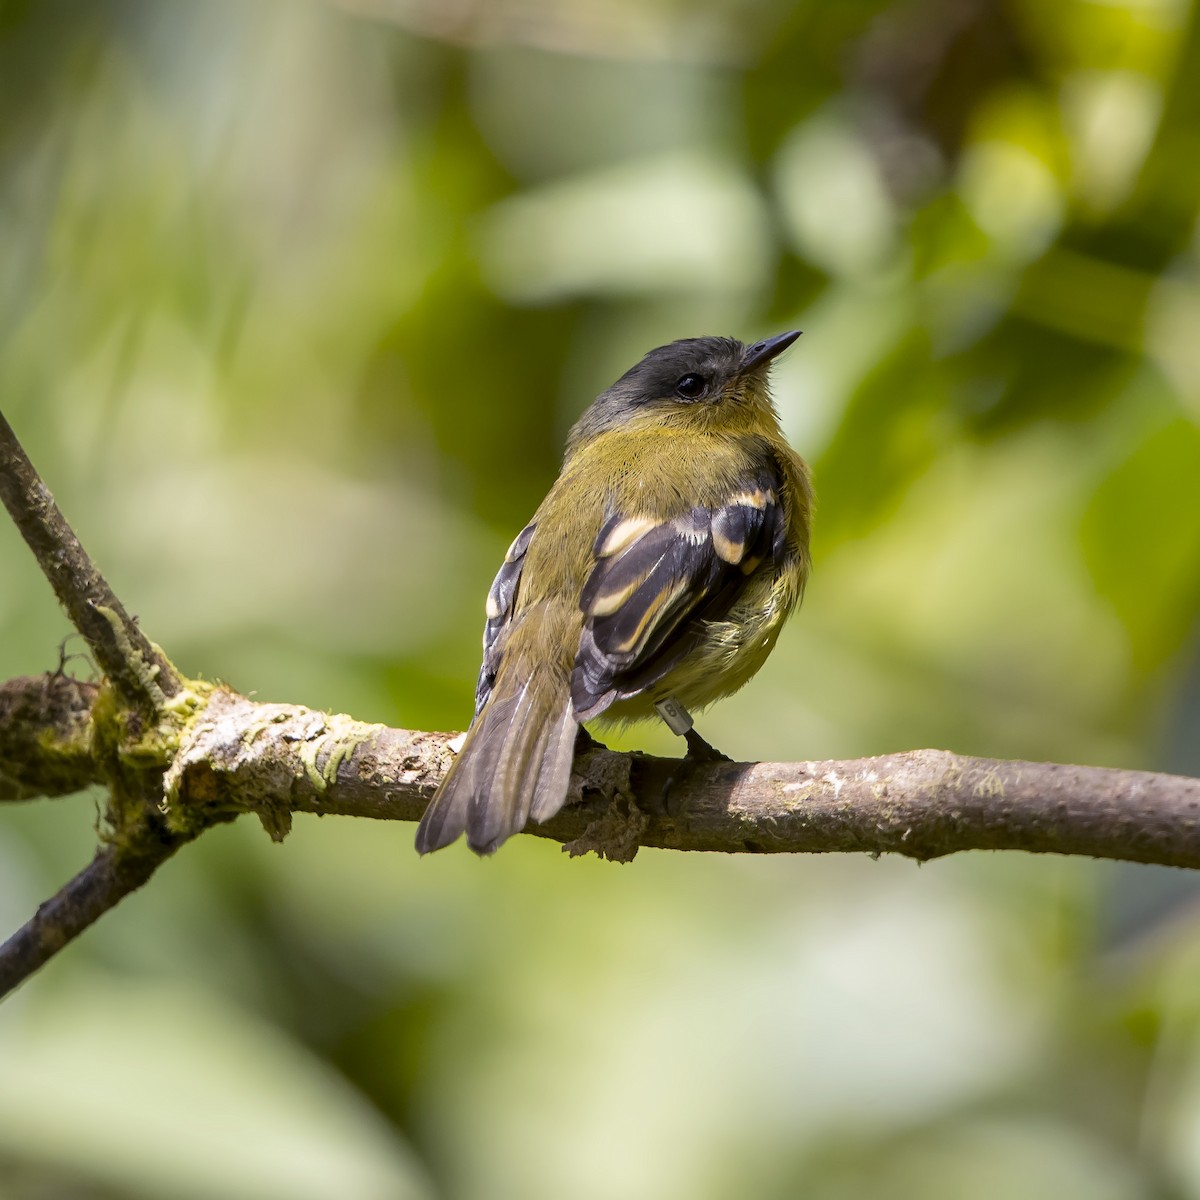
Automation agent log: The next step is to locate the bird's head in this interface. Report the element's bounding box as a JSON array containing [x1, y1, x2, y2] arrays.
[[567, 331, 800, 453]]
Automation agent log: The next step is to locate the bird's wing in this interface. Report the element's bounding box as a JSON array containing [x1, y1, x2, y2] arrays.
[[571, 467, 787, 720], [474, 520, 536, 718]]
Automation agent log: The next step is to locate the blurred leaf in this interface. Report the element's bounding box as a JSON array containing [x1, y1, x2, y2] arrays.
[[0, 977, 431, 1200], [1082, 412, 1200, 675]]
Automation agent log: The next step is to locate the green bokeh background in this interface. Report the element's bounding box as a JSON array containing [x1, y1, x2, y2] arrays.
[[3, 0, 1200, 1196]]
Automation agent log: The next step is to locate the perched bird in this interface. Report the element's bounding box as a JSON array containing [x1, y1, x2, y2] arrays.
[[416, 332, 813, 855]]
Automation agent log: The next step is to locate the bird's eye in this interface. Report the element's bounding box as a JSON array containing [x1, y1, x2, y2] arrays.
[[675, 373, 706, 399]]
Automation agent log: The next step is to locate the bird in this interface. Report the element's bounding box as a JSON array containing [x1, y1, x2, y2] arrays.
[[415, 331, 812, 855]]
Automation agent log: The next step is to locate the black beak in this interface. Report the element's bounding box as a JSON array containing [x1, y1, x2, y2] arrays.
[[740, 330, 801, 373]]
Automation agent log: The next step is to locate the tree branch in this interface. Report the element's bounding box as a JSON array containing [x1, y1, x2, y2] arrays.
[[0, 839, 188, 998], [2, 670, 1199, 995], [0, 411, 181, 710], [155, 688, 1200, 866], [6, 674, 1200, 852]]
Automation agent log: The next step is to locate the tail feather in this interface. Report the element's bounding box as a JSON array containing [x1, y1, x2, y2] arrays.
[[468, 679, 541, 854], [413, 738, 477, 855], [530, 703, 578, 822], [415, 672, 578, 856]]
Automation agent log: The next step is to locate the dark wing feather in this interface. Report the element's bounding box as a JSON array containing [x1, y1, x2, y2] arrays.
[[474, 521, 536, 718], [571, 468, 787, 720]]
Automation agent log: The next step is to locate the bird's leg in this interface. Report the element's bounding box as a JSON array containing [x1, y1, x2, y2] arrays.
[[655, 696, 732, 763], [683, 727, 732, 763], [656, 696, 733, 814], [574, 724, 608, 753]]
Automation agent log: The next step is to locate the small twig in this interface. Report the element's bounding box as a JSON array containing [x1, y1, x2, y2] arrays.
[[0, 410, 180, 710], [0, 674, 101, 801], [0, 840, 185, 998]]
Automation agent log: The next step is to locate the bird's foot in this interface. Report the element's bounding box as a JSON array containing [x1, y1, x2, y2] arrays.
[[575, 725, 608, 754], [683, 728, 732, 763], [662, 728, 733, 815]]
